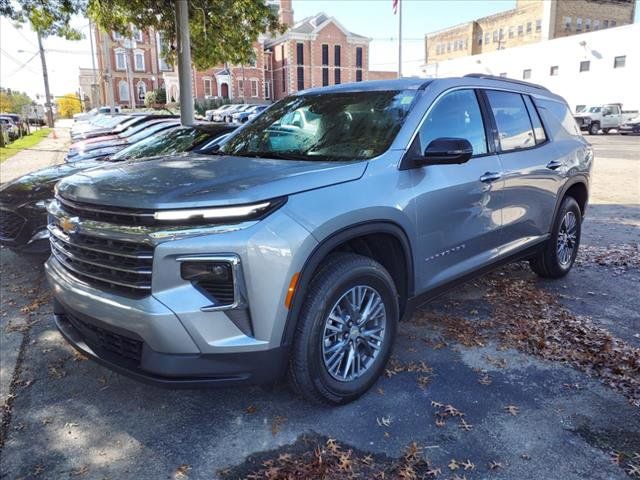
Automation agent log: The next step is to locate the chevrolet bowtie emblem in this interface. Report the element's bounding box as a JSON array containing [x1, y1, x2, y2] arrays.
[[59, 216, 79, 235]]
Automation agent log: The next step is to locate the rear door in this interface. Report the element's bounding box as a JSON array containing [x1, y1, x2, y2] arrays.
[[483, 89, 562, 251], [412, 88, 505, 292]]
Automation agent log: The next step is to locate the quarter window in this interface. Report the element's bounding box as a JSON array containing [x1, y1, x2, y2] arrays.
[[485, 90, 535, 151], [418, 89, 487, 157]]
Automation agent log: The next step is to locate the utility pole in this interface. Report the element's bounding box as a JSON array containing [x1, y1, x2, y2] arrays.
[[102, 31, 116, 111], [397, 0, 402, 78], [175, 0, 194, 125], [37, 31, 54, 127], [88, 19, 98, 109]]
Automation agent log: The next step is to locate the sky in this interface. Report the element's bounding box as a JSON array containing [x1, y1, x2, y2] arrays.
[[1, 0, 639, 102]]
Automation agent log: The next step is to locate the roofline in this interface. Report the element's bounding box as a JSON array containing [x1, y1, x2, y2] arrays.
[[463, 73, 549, 92]]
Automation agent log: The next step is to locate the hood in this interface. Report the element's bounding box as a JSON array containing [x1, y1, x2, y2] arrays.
[[0, 159, 103, 207], [573, 113, 591, 118], [56, 153, 368, 210]]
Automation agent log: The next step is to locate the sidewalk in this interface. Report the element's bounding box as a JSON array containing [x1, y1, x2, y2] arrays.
[[0, 119, 72, 184]]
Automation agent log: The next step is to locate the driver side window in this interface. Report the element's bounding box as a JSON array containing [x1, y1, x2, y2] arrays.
[[418, 89, 487, 156]]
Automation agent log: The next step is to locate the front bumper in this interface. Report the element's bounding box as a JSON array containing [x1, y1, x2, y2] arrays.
[[54, 301, 288, 387]]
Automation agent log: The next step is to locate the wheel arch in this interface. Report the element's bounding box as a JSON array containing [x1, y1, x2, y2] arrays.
[[550, 175, 589, 231], [281, 221, 414, 346]]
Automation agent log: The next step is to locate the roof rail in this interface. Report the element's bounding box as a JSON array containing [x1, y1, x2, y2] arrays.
[[463, 73, 549, 92]]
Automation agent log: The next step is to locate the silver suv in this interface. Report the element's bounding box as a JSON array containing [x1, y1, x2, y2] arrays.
[[46, 76, 593, 404]]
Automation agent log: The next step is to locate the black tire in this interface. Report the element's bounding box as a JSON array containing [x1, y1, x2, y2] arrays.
[[288, 252, 399, 405], [589, 122, 600, 135], [602, 128, 610, 135], [530, 196, 582, 279]]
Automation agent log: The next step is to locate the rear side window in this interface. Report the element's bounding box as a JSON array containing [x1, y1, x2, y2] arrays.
[[418, 89, 487, 156], [485, 90, 535, 151], [522, 95, 547, 144], [535, 98, 582, 136]]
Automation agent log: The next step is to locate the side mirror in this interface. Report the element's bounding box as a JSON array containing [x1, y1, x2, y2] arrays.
[[418, 138, 473, 166]]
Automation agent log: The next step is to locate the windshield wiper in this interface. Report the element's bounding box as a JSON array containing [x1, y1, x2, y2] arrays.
[[234, 151, 309, 161]]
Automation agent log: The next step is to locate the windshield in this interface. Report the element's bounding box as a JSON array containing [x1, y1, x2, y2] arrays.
[[587, 107, 602, 113], [110, 126, 211, 160], [220, 90, 417, 161], [125, 122, 177, 143]]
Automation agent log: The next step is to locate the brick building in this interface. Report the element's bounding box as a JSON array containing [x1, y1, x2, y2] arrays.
[[90, 0, 394, 108], [425, 0, 636, 65]]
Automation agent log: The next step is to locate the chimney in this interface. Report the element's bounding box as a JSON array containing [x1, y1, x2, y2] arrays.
[[279, 0, 294, 27]]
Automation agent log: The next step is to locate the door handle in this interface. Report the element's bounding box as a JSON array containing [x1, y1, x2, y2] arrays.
[[546, 160, 563, 170], [480, 171, 502, 183]]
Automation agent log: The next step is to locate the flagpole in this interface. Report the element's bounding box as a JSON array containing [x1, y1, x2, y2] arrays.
[[398, 0, 402, 78]]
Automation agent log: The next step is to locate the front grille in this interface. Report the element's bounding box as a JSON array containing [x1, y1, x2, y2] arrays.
[[0, 209, 26, 241], [57, 195, 156, 226], [66, 312, 142, 364], [49, 224, 153, 298]]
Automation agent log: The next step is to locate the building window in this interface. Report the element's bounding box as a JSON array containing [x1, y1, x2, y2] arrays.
[[322, 67, 329, 86], [518, 25, 523, 36], [356, 47, 363, 68], [334, 45, 341, 67], [356, 69, 363, 82], [157, 32, 170, 71], [134, 50, 145, 71], [238, 79, 244, 96], [203, 78, 212, 97], [579, 61, 590, 72], [265, 81, 271, 100], [603, 20, 609, 28], [536, 19, 542, 32], [508, 26, 514, 38], [115, 48, 126, 70], [499, 72, 507, 78], [112, 30, 123, 41], [585, 18, 591, 30], [118, 80, 129, 101], [251, 79, 258, 97], [447, 42, 451, 52], [484, 33, 490, 44], [322, 44, 329, 65], [132, 27, 143, 42], [564, 16, 572, 30], [478, 34, 483, 45], [297, 66, 304, 91], [526, 22, 532, 34], [334, 67, 341, 85], [550, 65, 559, 76], [136, 81, 146, 102], [614, 55, 626, 68], [493, 30, 498, 42], [576, 18, 582, 31], [523, 69, 531, 79], [594, 19, 600, 30], [296, 42, 304, 65], [611, 20, 617, 27]]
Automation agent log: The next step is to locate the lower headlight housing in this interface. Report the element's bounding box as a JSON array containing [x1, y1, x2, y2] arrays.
[[181, 260, 236, 307]]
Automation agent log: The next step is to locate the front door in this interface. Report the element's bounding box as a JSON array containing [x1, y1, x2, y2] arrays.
[[483, 90, 562, 251], [412, 88, 505, 293]]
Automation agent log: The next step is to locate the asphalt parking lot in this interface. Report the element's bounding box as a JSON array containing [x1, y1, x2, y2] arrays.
[[0, 134, 638, 480]]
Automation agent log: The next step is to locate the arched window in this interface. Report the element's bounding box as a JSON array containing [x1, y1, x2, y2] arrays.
[[136, 81, 147, 102], [115, 48, 126, 70], [133, 49, 145, 71], [118, 80, 129, 101]]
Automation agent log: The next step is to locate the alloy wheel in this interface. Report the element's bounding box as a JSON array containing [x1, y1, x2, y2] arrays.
[[321, 285, 387, 382], [557, 210, 578, 266]]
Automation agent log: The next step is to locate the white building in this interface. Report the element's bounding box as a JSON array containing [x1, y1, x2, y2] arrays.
[[422, 24, 639, 112]]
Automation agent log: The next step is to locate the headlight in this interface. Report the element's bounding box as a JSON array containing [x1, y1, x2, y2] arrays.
[[153, 198, 285, 223]]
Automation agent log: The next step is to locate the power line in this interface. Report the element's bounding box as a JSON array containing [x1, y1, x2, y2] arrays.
[[4, 52, 40, 78], [0, 49, 40, 75]]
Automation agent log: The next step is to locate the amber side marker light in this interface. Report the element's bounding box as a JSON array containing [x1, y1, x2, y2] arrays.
[[285, 272, 300, 309]]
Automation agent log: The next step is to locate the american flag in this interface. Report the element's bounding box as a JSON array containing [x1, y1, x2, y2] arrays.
[[392, 0, 399, 14]]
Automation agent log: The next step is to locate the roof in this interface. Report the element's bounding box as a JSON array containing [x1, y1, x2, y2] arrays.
[[298, 78, 432, 95], [265, 12, 369, 47]]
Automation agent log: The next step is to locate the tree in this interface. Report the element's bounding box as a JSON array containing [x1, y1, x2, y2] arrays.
[[1, 0, 85, 40], [87, 0, 282, 69], [56, 94, 82, 118], [0, 88, 33, 114]]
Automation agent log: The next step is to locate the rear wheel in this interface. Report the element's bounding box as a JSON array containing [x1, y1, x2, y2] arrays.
[[530, 196, 582, 278], [288, 253, 398, 405], [589, 122, 600, 135]]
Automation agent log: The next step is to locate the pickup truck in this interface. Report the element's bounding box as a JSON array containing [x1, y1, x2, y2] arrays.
[[573, 104, 639, 135]]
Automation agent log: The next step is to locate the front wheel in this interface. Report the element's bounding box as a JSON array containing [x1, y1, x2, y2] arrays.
[[530, 196, 582, 278], [602, 128, 611, 135], [288, 253, 398, 405], [589, 122, 600, 135]]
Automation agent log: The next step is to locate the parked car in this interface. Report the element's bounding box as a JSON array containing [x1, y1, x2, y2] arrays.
[[71, 114, 177, 141], [573, 103, 638, 135], [66, 119, 180, 162], [73, 106, 121, 122], [618, 115, 640, 135], [0, 116, 20, 140], [232, 105, 269, 123], [70, 114, 132, 139], [206, 104, 235, 122], [45, 75, 592, 405], [224, 104, 253, 123], [0, 123, 235, 254]]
